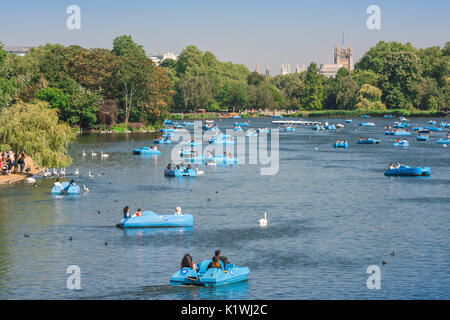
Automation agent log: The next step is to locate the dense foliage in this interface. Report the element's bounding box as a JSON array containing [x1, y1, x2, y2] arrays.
[[0, 39, 448, 130], [0, 101, 76, 167]]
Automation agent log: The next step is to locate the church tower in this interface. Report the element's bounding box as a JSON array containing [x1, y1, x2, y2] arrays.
[[255, 64, 260, 74], [334, 44, 353, 71]]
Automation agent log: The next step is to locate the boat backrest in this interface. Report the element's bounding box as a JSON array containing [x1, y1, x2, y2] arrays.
[[197, 259, 212, 274], [142, 211, 157, 217]]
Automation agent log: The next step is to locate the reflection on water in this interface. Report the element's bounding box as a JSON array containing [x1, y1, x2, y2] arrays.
[[0, 117, 449, 299]]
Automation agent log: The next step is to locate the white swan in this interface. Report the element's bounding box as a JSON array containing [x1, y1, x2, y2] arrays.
[[83, 185, 90, 192], [88, 171, 94, 179], [101, 151, 109, 158], [259, 212, 268, 227], [42, 168, 51, 178], [82, 150, 86, 157], [52, 168, 58, 177], [60, 168, 66, 176], [74, 168, 79, 175], [91, 150, 97, 156]]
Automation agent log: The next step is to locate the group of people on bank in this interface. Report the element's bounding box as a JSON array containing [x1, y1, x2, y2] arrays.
[[1, 151, 29, 175]]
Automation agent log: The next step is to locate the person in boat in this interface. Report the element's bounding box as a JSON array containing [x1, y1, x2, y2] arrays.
[[63, 179, 76, 192], [395, 162, 401, 169], [213, 250, 229, 265], [133, 208, 143, 217], [54, 178, 64, 192], [388, 163, 394, 170], [174, 207, 183, 215], [206, 151, 212, 158], [207, 256, 222, 270], [166, 163, 172, 170], [175, 164, 180, 170], [151, 145, 157, 151], [123, 206, 131, 219], [180, 253, 197, 271]]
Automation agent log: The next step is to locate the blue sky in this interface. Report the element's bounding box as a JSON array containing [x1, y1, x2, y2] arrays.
[[1, 0, 449, 74]]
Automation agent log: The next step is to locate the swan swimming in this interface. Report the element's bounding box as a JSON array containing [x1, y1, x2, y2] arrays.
[[259, 212, 268, 227], [91, 150, 97, 156], [88, 171, 94, 179], [83, 185, 90, 192], [101, 151, 109, 158], [74, 168, 79, 175], [82, 150, 86, 156]]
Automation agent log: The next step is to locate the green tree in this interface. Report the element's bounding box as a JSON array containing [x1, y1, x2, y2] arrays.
[[300, 63, 323, 110], [355, 84, 386, 111], [336, 76, 359, 109], [112, 35, 146, 58], [0, 101, 76, 167]]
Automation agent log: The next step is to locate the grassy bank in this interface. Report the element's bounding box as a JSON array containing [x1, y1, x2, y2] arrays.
[[82, 123, 163, 133], [167, 109, 447, 120], [284, 109, 448, 118]]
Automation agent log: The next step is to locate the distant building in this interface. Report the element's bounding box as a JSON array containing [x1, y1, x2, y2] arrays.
[[281, 63, 291, 75], [318, 44, 353, 77], [255, 63, 260, 74], [265, 66, 271, 76], [4, 46, 33, 56], [318, 64, 344, 77], [295, 64, 305, 73], [334, 45, 353, 71], [148, 52, 178, 65]]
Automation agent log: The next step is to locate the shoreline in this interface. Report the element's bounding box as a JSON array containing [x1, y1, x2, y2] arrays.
[[168, 110, 448, 120], [0, 157, 44, 185]]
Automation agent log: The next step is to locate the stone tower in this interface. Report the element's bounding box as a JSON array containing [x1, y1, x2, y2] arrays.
[[334, 45, 353, 71], [255, 64, 260, 74]]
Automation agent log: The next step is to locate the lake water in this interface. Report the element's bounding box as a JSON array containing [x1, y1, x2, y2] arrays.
[[0, 117, 449, 299]]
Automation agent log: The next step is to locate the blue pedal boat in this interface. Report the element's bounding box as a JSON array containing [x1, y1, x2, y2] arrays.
[[384, 165, 431, 176], [154, 138, 172, 144], [334, 141, 349, 148], [205, 155, 238, 164], [345, 119, 353, 123], [285, 126, 296, 131], [312, 125, 324, 130], [133, 147, 161, 155], [357, 138, 380, 144], [360, 122, 376, 127], [360, 115, 370, 118], [393, 141, 409, 147], [163, 119, 174, 125], [257, 128, 270, 133], [118, 211, 193, 228], [170, 259, 250, 287], [437, 138, 450, 144], [416, 135, 429, 141], [384, 114, 393, 118], [385, 130, 411, 136], [424, 127, 442, 132], [51, 182, 81, 194], [180, 141, 202, 147], [324, 124, 336, 130], [164, 168, 197, 177]]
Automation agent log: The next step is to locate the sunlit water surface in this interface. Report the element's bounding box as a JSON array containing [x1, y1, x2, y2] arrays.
[[0, 117, 448, 299]]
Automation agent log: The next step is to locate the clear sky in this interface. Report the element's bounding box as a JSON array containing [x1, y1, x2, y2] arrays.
[[1, 0, 449, 74]]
